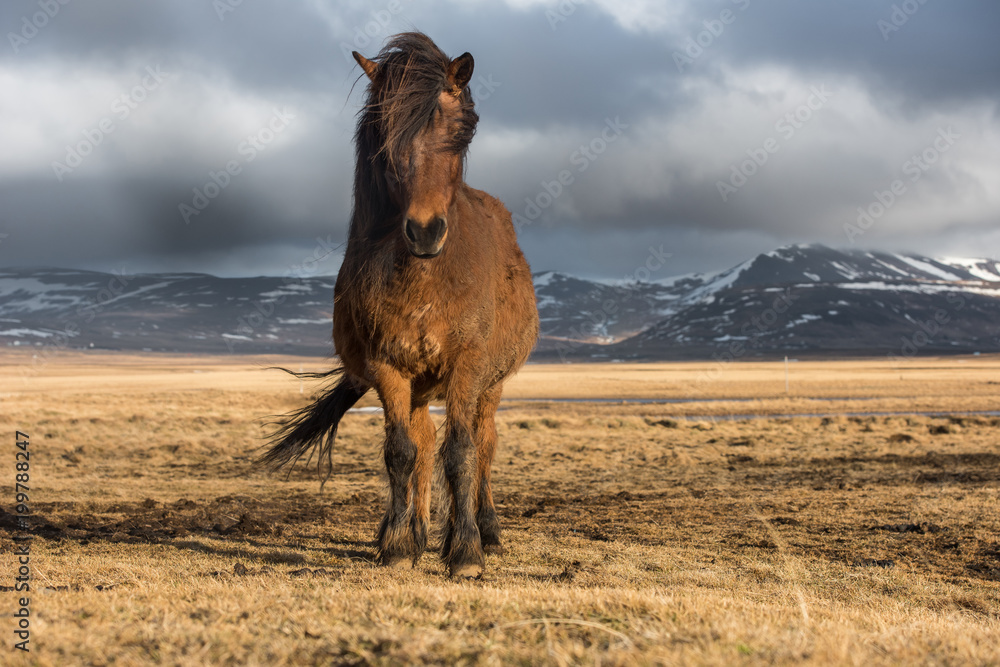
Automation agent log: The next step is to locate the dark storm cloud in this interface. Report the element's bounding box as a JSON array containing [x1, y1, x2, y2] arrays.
[[387, 2, 689, 128], [0, 0, 997, 277], [1, 0, 691, 274], [1, 1, 349, 90], [712, 0, 1000, 108], [1, 0, 684, 126], [494, 0, 1000, 260]]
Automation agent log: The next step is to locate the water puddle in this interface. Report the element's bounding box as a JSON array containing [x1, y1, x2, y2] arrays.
[[349, 400, 1000, 421], [666, 410, 1000, 422], [502, 396, 884, 405]]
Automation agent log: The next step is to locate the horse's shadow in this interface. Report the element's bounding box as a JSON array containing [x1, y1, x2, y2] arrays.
[[167, 535, 378, 565]]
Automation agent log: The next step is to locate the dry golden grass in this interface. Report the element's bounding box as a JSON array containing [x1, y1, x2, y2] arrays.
[[0, 351, 998, 665]]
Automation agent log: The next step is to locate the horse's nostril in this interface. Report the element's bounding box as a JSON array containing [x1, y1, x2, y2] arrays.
[[404, 219, 418, 244]]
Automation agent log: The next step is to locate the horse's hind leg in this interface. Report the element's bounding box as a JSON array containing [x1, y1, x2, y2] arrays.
[[373, 365, 420, 568], [474, 386, 504, 555], [408, 402, 436, 560]]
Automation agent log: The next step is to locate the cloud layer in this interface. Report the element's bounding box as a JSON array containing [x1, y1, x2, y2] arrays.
[[1, 0, 998, 277]]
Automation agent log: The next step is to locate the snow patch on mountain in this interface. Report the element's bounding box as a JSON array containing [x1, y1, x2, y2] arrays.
[[895, 256, 962, 281], [939, 257, 1000, 282]]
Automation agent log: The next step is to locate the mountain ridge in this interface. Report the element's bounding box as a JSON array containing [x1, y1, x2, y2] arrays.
[[1, 244, 998, 359]]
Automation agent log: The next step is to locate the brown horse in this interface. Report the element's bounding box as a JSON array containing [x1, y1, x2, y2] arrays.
[[260, 33, 538, 578]]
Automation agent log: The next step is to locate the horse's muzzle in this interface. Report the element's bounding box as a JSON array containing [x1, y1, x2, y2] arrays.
[[403, 216, 448, 258]]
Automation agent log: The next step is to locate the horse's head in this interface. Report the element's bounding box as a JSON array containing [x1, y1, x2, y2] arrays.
[[354, 33, 478, 258]]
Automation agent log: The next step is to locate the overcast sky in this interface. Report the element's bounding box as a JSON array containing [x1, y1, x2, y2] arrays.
[[1, 0, 998, 280]]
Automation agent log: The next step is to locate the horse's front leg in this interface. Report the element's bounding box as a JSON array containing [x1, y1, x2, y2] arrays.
[[474, 386, 504, 555], [441, 371, 486, 578], [408, 402, 436, 560], [372, 364, 420, 568]]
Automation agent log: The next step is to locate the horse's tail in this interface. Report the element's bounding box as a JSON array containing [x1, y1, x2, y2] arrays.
[[257, 367, 367, 488]]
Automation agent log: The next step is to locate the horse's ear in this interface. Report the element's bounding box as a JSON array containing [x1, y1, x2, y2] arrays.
[[447, 52, 474, 92], [353, 51, 379, 81]]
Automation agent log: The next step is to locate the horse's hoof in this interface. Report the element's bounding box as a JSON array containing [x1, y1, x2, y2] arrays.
[[483, 543, 505, 556], [380, 554, 415, 569], [450, 563, 483, 579]]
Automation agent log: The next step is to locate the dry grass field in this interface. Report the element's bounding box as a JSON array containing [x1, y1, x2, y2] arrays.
[[1, 350, 999, 665]]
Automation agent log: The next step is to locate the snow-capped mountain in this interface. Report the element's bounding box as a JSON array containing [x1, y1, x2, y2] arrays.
[[1, 245, 998, 359], [536, 244, 1000, 360], [705, 244, 1000, 287], [0, 269, 336, 355], [530, 271, 698, 342]]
